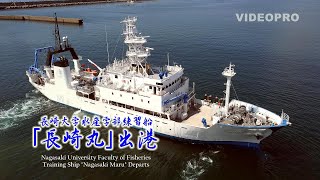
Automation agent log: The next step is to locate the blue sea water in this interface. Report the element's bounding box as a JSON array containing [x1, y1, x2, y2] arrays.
[[0, 0, 319, 179]]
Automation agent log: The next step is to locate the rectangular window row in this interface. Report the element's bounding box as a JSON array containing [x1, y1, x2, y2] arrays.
[[105, 100, 167, 119], [110, 92, 150, 104]]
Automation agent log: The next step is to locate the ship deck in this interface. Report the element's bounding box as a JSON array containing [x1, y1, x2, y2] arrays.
[[181, 104, 213, 128]]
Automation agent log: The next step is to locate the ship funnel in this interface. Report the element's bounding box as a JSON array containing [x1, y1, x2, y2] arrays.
[[73, 56, 82, 75], [53, 57, 72, 89]]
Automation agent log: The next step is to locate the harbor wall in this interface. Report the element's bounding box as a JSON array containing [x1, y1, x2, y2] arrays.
[[0, 0, 147, 10], [0, 15, 83, 24]]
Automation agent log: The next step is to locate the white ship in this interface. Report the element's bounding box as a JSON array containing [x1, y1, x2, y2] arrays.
[[26, 16, 291, 147]]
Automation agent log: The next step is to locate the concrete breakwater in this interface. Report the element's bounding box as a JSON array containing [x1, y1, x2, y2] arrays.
[[0, 0, 145, 10], [0, 15, 83, 24]]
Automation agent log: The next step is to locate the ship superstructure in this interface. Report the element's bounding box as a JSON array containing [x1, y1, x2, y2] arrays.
[[26, 16, 291, 147], [95, 17, 189, 121]]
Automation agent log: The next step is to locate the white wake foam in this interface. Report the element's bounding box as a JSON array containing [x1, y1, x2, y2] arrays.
[[180, 151, 219, 180], [0, 91, 53, 130]]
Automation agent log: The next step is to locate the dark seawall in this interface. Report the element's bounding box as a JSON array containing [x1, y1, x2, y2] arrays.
[[0, 15, 83, 24], [0, 0, 148, 10]]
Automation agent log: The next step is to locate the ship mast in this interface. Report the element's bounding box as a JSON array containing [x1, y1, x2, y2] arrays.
[[121, 17, 153, 76], [54, 13, 62, 51], [222, 63, 236, 113], [45, 13, 79, 67]]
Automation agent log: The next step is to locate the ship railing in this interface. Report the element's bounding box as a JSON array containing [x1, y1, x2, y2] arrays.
[[167, 65, 183, 72], [281, 110, 290, 121], [280, 110, 292, 126], [188, 91, 196, 104], [126, 50, 150, 57]]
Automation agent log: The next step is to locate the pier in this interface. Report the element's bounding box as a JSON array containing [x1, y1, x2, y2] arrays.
[[0, 15, 83, 24], [0, 0, 145, 10]]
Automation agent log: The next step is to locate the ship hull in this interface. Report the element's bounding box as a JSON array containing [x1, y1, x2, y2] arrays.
[[30, 81, 278, 147]]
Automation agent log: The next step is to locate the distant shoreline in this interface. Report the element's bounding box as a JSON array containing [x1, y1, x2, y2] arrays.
[[0, 0, 148, 10]]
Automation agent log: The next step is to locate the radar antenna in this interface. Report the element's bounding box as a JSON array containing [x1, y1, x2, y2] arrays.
[[121, 17, 153, 76]]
